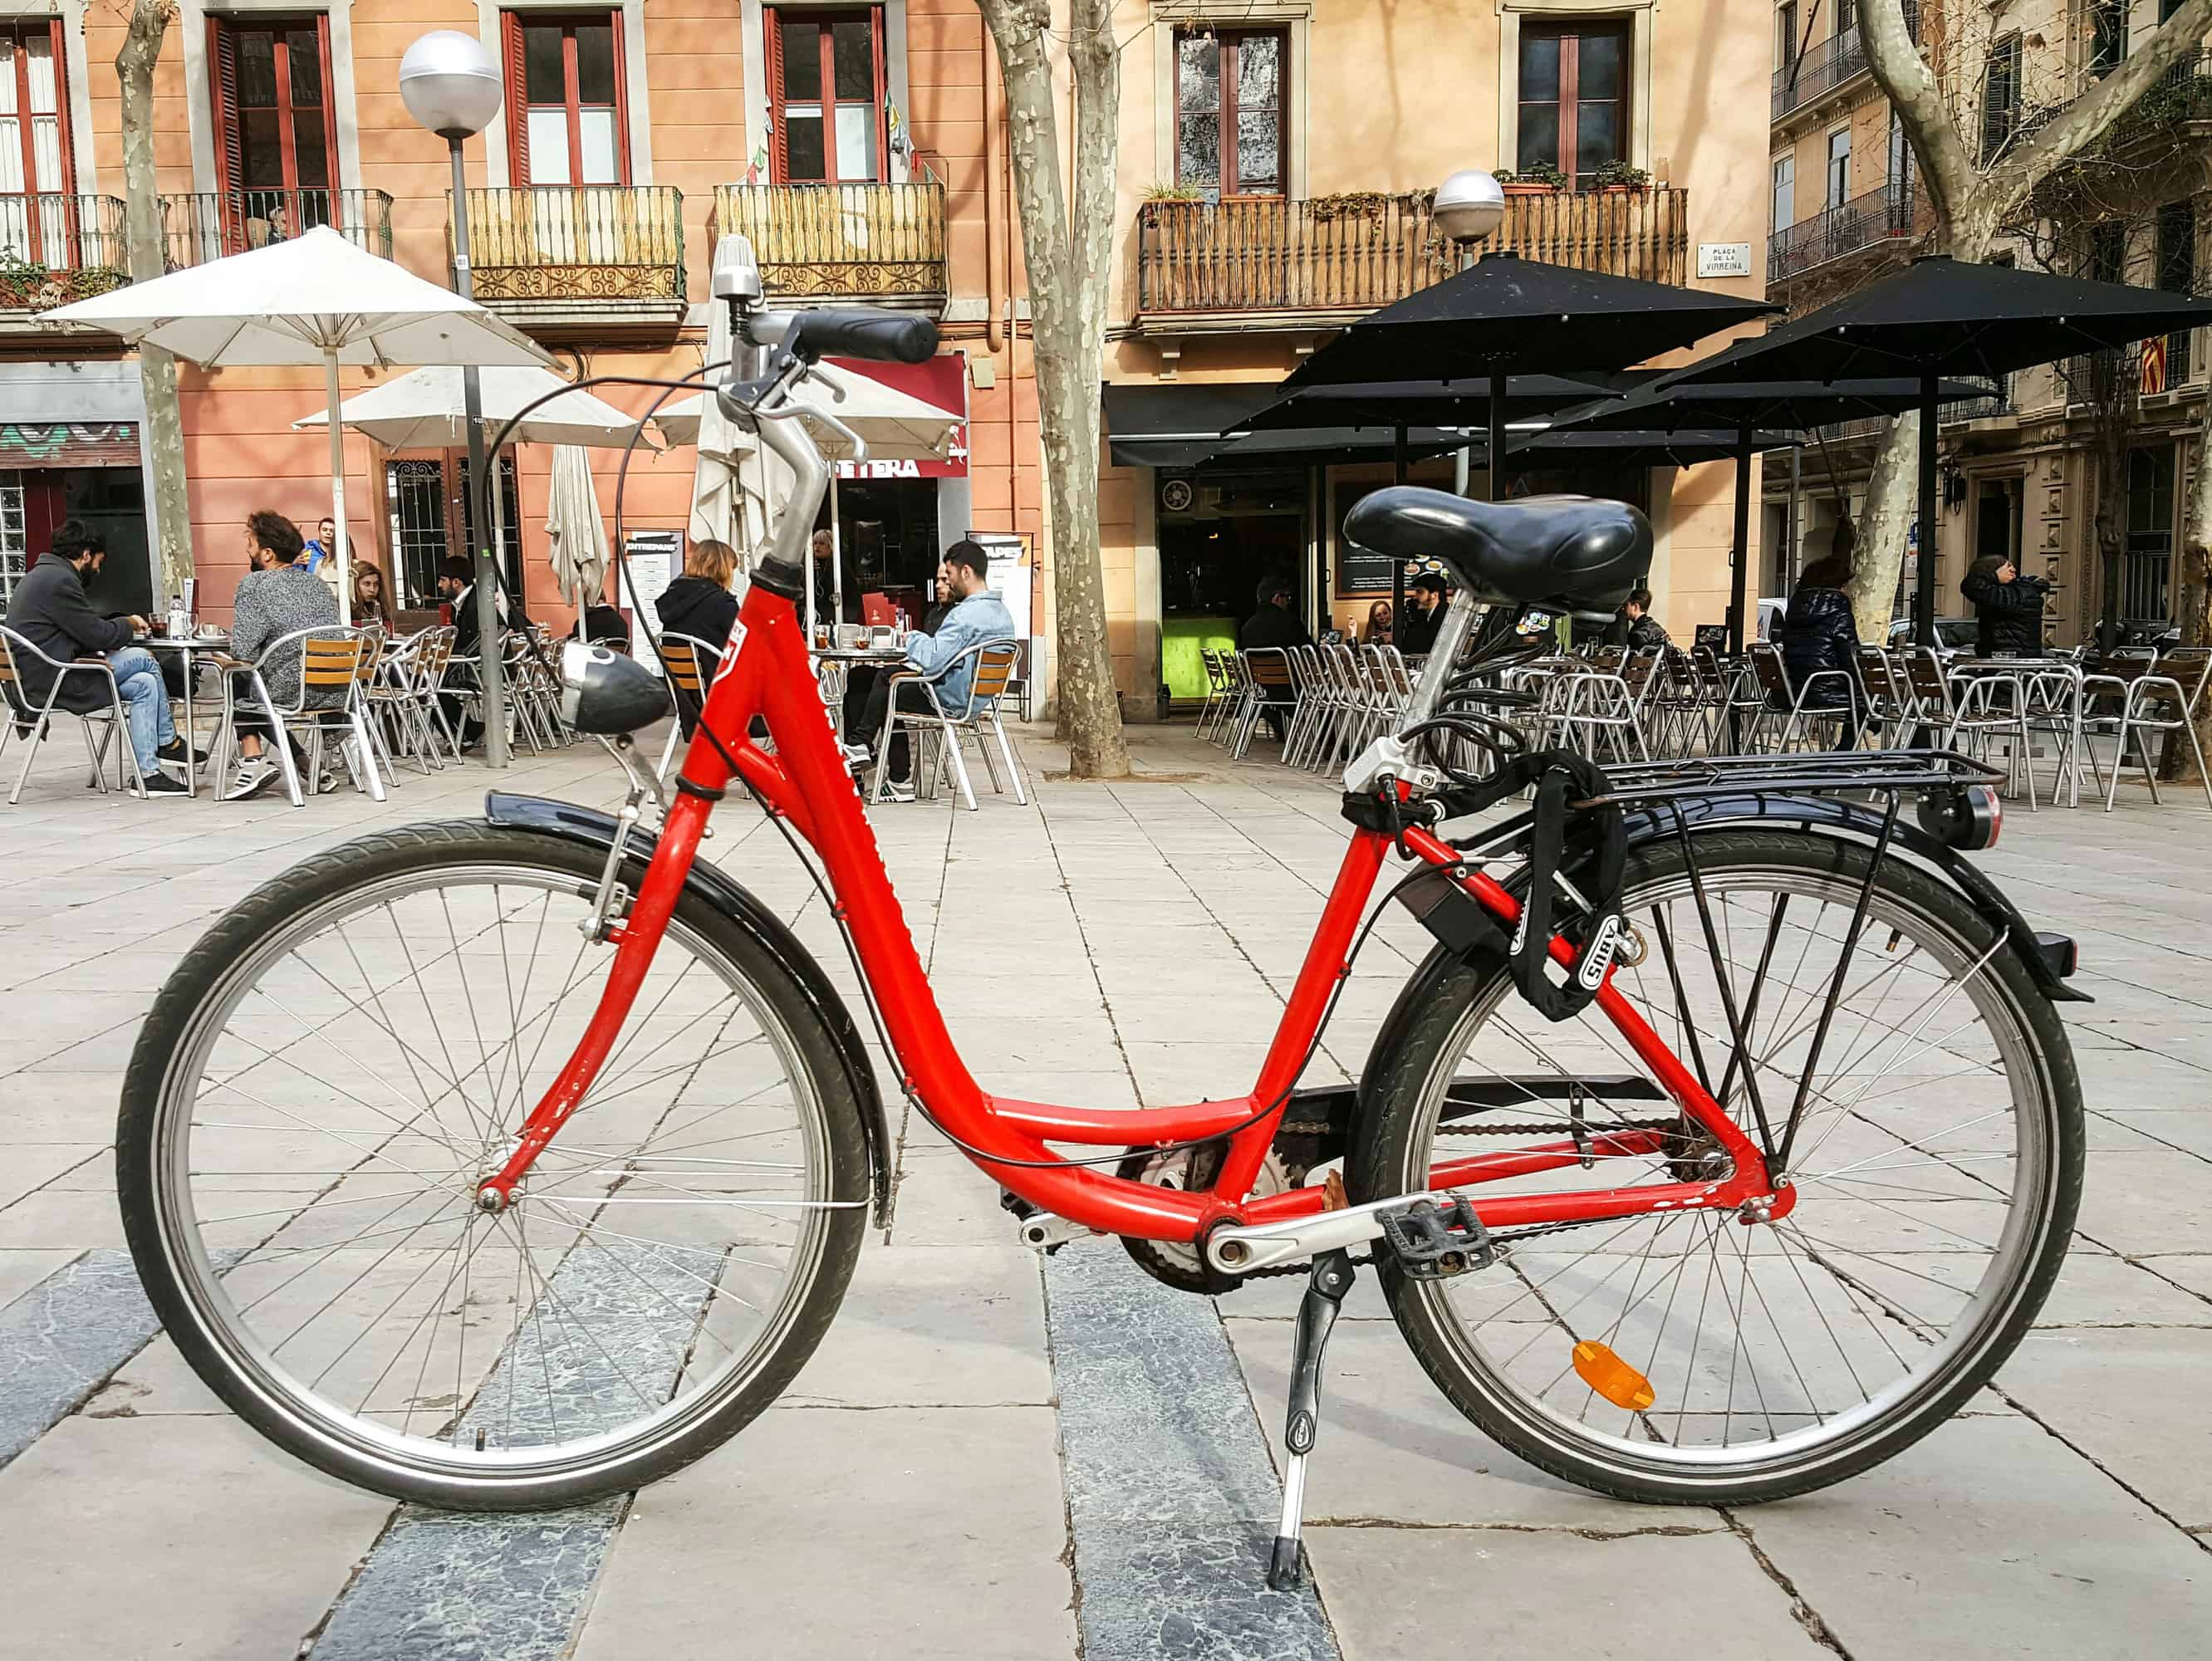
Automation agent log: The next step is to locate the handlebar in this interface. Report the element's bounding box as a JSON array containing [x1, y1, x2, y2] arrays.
[[743, 307, 939, 365]]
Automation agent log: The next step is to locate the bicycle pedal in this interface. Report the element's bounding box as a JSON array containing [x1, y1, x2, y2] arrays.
[[1377, 1194, 1496, 1279]]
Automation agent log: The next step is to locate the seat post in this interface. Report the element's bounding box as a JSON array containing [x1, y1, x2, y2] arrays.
[[1397, 591, 1480, 730]]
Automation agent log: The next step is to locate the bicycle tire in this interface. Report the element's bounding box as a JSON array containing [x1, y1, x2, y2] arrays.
[[1349, 826, 2082, 1507], [118, 820, 871, 1510]]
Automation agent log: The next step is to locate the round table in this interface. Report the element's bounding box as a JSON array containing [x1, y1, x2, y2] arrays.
[[140, 633, 230, 796]]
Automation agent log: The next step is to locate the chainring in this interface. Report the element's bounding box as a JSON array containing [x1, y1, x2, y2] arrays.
[[1116, 1144, 1291, 1294]]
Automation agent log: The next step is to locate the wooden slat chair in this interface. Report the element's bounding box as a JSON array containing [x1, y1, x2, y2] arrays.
[[655, 631, 725, 783], [222, 626, 385, 808], [874, 638, 1027, 811], [1233, 647, 1295, 760], [0, 625, 149, 802]]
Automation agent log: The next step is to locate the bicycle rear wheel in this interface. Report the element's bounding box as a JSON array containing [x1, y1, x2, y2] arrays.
[[1351, 826, 2081, 1505], [118, 821, 870, 1509]]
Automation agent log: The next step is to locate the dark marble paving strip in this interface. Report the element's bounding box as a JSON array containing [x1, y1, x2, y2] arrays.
[[0, 1249, 160, 1467], [309, 1243, 709, 1661], [1043, 1243, 1341, 1661]]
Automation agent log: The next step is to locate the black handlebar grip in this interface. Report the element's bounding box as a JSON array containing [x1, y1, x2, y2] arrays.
[[785, 308, 939, 365]]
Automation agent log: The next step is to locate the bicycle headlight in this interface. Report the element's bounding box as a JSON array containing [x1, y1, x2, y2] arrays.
[[560, 640, 671, 736]]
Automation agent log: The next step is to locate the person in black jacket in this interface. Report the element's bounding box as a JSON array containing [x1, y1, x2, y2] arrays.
[[1779, 550, 1863, 748], [1238, 573, 1307, 742], [1396, 573, 1448, 657], [1960, 554, 2048, 657], [656, 537, 742, 738], [2, 519, 193, 796], [1601, 589, 1670, 653]]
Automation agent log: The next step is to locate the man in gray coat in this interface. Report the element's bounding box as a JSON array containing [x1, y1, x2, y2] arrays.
[[3, 519, 193, 797], [223, 510, 341, 801]]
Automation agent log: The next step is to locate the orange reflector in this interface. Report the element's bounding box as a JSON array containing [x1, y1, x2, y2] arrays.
[[1572, 1340, 1656, 1411]]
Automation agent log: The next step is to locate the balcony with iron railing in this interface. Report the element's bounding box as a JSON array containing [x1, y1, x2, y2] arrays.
[[1768, 179, 1917, 287], [161, 188, 393, 268], [711, 180, 947, 307], [1131, 186, 1690, 327], [1773, 5, 1914, 121], [455, 185, 686, 336], [0, 194, 130, 313], [2103, 51, 2212, 153]]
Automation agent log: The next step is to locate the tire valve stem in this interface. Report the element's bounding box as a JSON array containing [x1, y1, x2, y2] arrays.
[[475, 1428, 487, 1453]]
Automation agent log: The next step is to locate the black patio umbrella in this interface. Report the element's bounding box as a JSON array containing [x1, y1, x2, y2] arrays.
[[1542, 376, 1996, 650], [1236, 373, 1640, 435], [1277, 251, 1778, 502], [1663, 254, 2212, 643]]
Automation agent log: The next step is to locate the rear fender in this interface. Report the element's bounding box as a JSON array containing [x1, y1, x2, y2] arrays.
[[483, 791, 895, 1225]]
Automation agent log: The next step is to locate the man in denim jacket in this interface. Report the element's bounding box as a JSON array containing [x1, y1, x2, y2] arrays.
[[846, 540, 1014, 798]]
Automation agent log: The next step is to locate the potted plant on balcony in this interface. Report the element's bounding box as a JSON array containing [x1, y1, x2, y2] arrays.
[[1495, 162, 1567, 196], [1592, 159, 1650, 193]]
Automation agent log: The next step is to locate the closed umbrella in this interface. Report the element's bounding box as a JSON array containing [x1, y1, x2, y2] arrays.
[[657, 358, 959, 629], [544, 444, 611, 614], [1660, 254, 2212, 642], [42, 226, 550, 625], [682, 282, 768, 588]]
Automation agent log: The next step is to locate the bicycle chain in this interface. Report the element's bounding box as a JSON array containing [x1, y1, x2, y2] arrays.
[[1233, 1118, 1691, 1283]]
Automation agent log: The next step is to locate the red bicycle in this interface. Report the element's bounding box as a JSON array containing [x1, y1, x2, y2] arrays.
[[119, 267, 2086, 1592]]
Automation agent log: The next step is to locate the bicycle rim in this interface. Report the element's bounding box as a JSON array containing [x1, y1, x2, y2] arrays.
[[1391, 845, 2067, 1489], [143, 857, 841, 1493]]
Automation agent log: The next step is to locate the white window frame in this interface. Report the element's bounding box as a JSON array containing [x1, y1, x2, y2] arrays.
[[180, 0, 363, 197], [1147, 1, 1311, 199], [0, 1, 97, 195], [1825, 125, 1851, 208], [1772, 152, 1794, 233], [1497, 0, 1655, 184], [477, 0, 654, 188], [743, 0, 912, 185]]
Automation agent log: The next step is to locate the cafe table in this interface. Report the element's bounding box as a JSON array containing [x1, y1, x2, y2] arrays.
[[141, 630, 230, 797]]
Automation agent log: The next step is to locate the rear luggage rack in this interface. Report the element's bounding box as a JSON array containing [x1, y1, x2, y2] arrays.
[[1572, 748, 2002, 810]]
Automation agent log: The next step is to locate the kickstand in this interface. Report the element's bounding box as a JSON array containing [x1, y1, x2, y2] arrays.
[[1268, 1247, 1354, 1592]]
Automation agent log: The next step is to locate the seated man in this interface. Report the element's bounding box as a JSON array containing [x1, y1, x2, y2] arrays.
[[1238, 574, 1309, 742], [3, 517, 195, 797], [223, 510, 342, 800], [844, 539, 1013, 801]]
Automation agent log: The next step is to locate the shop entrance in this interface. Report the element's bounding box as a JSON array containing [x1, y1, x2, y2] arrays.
[[0, 465, 152, 616], [813, 476, 940, 624], [1157, 468, 1307, 704]]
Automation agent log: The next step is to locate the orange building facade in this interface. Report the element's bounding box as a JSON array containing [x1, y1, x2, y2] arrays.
[[0, 0, 1771, 713]]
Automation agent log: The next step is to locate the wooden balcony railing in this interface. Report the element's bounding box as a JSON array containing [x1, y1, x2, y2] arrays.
[[1133, 187, 1690, 321], [162, 188, 394, 267], [459, 186, 684, 303], [0, 194, 130, 304], [712, 181, 947, 301]]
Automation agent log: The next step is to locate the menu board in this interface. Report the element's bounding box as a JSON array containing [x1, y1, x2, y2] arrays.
[[1334, 483, 1396, 597], [618, 529, 683, 675]]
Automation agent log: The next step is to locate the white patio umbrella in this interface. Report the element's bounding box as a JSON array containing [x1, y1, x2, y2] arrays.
[[42, 226, 551, 624], [655, 359, 959, 627], [682, 289, 769, 595], [544, 444, 611, 613], [293, 364, 647, 452]]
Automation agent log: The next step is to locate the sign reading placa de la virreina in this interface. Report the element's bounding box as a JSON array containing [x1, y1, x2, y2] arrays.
[[1696, 243, 1754, 280]]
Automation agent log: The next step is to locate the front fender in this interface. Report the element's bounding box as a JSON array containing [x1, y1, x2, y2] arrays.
[[483, 791, 895, 1224]]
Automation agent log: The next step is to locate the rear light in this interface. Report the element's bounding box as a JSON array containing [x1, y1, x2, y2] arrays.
[[1917, 784, 2001, 851]]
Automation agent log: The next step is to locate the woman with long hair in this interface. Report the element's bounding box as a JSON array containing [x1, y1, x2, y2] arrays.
[[350, 562, 391, 630], [1363, 599, 1394, 645]]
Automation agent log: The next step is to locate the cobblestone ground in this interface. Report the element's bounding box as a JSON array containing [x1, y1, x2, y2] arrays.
[[0, 721, 2206, 1659]]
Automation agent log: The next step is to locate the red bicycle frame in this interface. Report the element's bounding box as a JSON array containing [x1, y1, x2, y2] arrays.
[[478, 580, 1776, 1243]]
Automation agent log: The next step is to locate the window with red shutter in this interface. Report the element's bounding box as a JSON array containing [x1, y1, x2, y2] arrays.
[[207, 15, 340, 245], [0, 22, 78, 267], [764, 7, 887, 184], [501, 12, 628, 187]]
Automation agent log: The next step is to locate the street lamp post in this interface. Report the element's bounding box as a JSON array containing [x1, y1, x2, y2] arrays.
[[1432, 168, 1508, 499], [400, 30, 511, 768]]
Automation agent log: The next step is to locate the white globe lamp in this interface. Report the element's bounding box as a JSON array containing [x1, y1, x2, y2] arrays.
[[400, 30, 503, 140], [1434, 168, 1507, 245]]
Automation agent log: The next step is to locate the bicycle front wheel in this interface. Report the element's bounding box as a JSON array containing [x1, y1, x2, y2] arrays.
[[118, 821, 870, 1509], [1351, 826, 2082, 1506]]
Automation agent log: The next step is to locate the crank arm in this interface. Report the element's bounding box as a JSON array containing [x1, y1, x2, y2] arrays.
[[1205, 1191, 1458, 1277]]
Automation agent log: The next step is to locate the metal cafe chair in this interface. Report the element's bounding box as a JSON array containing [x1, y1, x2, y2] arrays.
[[1194, 648, 1234, 742], [655, 631, 726, 784], [0, 625, 151, 802], [2080, 646, 2212, 812], [219, 626, 386, 808], [875, 638, 1027, 811], [1231, 648, 1296, 760]]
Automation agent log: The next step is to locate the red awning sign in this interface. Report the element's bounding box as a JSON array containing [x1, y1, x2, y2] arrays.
[[825, 352, 969, 479]]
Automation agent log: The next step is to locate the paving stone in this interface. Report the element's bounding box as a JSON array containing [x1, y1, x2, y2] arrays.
[[0, 1413, 392, 1659], [1999, 1326, 2212, 1526], [575, 1405, 1076, 1660], [782, 1242, 1050, 1407], [0, 1142, 104, 1208], [0, 1247, 79, 1312], [1309, 1525, 1829, 1659], [1744, 1415, 2212, 1658], [0, 1248, 164, 1464], [2071, 1150, 2212, 1255]]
